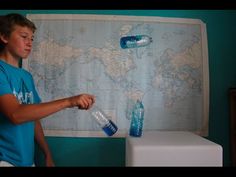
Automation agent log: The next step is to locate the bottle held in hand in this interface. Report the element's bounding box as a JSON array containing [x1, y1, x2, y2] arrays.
[[90, 105, 118, 136]]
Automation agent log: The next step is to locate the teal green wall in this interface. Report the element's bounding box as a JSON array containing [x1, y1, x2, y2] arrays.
[[1, 10, 236, 166]]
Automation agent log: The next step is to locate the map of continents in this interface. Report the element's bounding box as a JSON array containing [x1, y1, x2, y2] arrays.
[[23, 14, 209, 137]]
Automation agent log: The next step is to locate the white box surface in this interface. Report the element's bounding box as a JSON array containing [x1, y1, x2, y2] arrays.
[[126, 131, 223, 166]]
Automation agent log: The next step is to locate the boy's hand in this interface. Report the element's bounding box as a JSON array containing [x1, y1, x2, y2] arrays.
[[45, 155, 55, 167], [68, 94, 95, 109]]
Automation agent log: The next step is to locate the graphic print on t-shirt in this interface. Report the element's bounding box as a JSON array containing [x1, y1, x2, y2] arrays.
[[12, 78, 34, 104]]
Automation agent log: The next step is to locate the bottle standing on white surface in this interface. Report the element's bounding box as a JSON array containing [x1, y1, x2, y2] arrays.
[[120, 35, 152, 49], [89, 105, 118, 136], [129, 99, 145, 137]]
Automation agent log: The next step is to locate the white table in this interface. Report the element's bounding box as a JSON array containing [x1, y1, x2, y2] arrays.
[[126, 131, 223, 166]]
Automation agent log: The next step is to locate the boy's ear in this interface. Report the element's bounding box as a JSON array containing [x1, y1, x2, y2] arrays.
[[0, 34, 8, 44]]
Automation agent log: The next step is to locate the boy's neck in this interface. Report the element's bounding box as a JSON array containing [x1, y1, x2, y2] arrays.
[[0, 53, 20, 67]]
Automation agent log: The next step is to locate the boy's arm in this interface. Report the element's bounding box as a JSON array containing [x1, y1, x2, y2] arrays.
[[0, 93, 95, 124], [34, 120, 55, 167]]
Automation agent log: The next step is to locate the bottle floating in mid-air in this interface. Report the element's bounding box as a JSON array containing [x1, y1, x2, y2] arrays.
[[120, 35, 152, 49]]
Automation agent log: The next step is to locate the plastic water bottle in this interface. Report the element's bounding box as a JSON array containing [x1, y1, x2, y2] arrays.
[[129, 99, 145, 137], [89, 106, 118, 136], [120, 35, 152, 49]]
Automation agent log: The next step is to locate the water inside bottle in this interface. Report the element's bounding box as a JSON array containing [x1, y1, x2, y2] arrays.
[[129, 100, 144, 137], [120, 35, 152, 49], [102, 119, 118, 136]]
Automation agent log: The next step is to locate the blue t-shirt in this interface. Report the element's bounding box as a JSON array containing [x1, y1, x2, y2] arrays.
[[0, 60, 41, 166]]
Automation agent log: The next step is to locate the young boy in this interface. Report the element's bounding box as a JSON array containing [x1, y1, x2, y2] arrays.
[[0, 13, 95, 167]]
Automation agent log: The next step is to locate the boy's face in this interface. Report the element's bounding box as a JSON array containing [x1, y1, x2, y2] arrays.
[[3, 25, 34, 59]]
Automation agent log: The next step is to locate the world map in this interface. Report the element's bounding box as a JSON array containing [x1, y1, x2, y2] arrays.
[[23, 14, 209, 137]]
